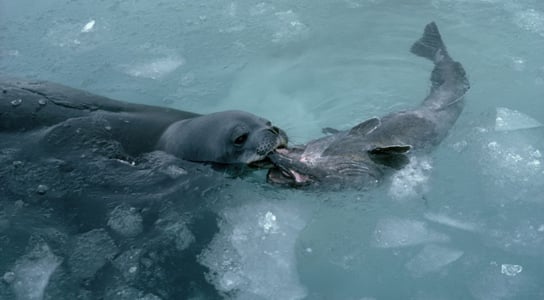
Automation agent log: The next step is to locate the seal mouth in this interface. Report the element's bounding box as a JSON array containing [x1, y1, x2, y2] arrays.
[[248, 143, 288, 169]]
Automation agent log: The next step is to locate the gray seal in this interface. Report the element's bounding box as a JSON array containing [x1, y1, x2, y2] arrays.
[[0, 78, 287, 165], [267, 22, 470, 188], [156, 110, 287, 164]]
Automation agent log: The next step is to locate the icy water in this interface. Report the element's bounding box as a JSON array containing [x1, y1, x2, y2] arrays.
[[1, 0, 544, 299]]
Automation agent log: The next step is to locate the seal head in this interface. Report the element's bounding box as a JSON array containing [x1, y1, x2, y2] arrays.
[[157, 110, 288, 165]]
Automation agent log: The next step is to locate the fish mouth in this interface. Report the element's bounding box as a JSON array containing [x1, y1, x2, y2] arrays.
[[266, 148, 313, 187], [267, 166, 312, 186]]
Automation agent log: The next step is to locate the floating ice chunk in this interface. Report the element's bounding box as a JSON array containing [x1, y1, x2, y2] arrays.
[[495, 107, 542, 131], [373, 217, 449, 248], [112, 249, 143, 283], [105, 286, 161, 300], [199, 202, 307, 300], [514, 8, 544, 37], [424, 212, 480, 233], [272, 10, 309, 43], [483, 139, 543, 185], [510, 57, 525, 71], [68, 229, 119, 279], [469, 265, 530, 300], [487, 220, 544, 256], [259, 211, 279, 234], [501, 264, 523, 276], [161, 165, 188, 179], [155, 211, 195, 251], [81, 20, 95, 33], [11, 243, 62, 300], [125, 56, 184, 80], [405, 244, 463, 277], [108, 204, 143, 237], [389, 157, 432, 200]]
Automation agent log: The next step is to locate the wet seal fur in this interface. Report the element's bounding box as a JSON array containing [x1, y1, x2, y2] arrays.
[[267, 22, 470, 188], [0, 77, 287, 165]]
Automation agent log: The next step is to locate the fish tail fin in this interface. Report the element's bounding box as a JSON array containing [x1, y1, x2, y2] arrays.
[[410, 22, 449, 63]]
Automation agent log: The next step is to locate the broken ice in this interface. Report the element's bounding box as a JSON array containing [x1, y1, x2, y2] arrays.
[[68, 229, 119, 279], [389, 157, 432, 200], [199, 202, 307, 300], [124, 56, 185, 80], [501, 264, 523, 276], [424, 212, 480, 233], [108, 204, 143, 237], [405, 244, 463, 277], [81, 20, 95, 33], [10, 243, 62, 300], [495, 107, 542, 131], [373, 217, 450, 248]]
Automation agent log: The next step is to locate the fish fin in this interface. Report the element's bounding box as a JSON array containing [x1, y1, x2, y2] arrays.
[[349, 117, 380, 136], [410, 22, 449, 63], [413, 22, 470, 108], [322, 127, 340, 134], [368, 145, 412, 170], [369, 145, 412, 155]]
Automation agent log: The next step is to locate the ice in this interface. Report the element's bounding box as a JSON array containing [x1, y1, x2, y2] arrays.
[[501, 264, 523, 276], [388, 157, 433, 200], [487, 220, 544, 256], [405, 244, 463, 277], [424, 212, 481, 233], [494, 107, 542, 131], [373, 217, 450, 248], [105, 286, 161, 300], [81, 20, 95, 33], [154, 211, 195, 251], [10, 98, 22, 107], [469, 265, 532, 300], [124, 56, 185, 80], [272, 10, 309, 43], [482, 139, 543, 189], [160, 164, 188, 179], [199, 201, 307, 300], [68, 229, 119, 279], [10, 243, 62, 300], [107, 204, 143, 237], [513, 8, 544, 37], [112, 249, 143, 283]]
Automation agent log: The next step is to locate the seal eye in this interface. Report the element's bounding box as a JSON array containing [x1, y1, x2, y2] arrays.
[[234, 133, 248, 146]]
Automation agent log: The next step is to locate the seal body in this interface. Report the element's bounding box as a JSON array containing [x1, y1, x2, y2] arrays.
[[0, 77, 287, 165], [267, 22, 470, 188]]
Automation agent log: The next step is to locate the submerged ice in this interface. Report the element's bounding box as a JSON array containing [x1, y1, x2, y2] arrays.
[[10, 244, 62, 300], [199, 202, 307, 300], [405, 244, 463, 277], [495, 107, 543, 132], [373, 217, 450, 248]]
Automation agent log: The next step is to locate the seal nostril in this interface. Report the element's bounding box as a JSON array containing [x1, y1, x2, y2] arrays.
[[269, 126, 279, 135]]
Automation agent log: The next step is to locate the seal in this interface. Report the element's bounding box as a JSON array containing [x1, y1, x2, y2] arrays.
[[0, 77, 288, 165], [267, 22, 470, 188]]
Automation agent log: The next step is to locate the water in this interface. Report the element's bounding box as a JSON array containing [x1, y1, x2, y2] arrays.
[[1, 0, 544, 299]]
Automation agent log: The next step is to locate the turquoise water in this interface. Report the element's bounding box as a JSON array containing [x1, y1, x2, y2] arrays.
[[1, 0, 544, 299]]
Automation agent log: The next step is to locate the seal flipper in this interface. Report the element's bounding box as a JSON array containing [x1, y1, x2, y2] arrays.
[[368, 145, 412, 170]]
